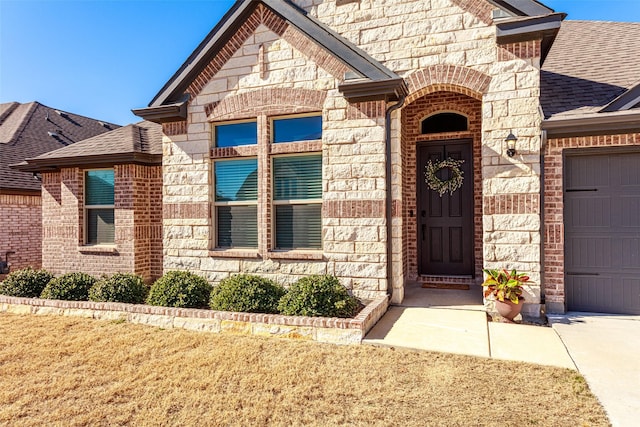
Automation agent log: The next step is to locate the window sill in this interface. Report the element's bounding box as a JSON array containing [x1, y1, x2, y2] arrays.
[[267, 250, 324, 261], [208, 249, 260, 259], [78, 245, 118, 254]]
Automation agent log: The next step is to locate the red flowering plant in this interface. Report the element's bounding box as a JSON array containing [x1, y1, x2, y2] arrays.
[[481, 268, 529, 304]]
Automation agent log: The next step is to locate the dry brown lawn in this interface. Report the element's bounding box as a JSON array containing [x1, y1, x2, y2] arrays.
[[0, 313, 609, 427]]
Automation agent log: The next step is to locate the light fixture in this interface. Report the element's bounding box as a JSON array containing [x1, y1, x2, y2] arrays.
[[505, 131, 517, 157]]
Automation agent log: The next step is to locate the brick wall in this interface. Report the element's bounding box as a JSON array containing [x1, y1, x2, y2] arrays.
[[0, 193, 42, 275], [41, 164, 162, 282], [544, 132, 640, 312]]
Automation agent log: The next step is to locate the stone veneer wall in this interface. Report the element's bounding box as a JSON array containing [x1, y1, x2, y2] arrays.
[[161, 0, 545, 311], [161, 4, 389, 301], [0, 193, 42, 275], [544, 132, 640, 313], [41, 164, 162, 282]]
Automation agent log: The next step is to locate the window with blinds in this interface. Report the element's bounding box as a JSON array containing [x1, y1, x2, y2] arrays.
[[214, 158, 258, 248], [85, 169, 115, 245], [273, 155, 322, 249]]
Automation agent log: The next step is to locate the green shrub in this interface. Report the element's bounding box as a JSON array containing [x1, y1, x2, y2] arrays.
[[210, 274, 286, 314], [0, 267, 53, 298], [146, 271, 212, 308], [278, 275, 360, 318], [40, 272, 97, 301], [89, 273, 148, 304]]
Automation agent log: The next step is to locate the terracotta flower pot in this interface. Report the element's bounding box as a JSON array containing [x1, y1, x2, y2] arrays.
[[495, 299, 523, 322]]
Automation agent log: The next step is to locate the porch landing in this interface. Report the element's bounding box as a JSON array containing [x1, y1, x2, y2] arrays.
[[363, 286, 575, 369]]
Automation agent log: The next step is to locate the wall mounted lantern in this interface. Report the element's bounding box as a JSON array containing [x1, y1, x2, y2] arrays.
[[505, 131, 517, 157]]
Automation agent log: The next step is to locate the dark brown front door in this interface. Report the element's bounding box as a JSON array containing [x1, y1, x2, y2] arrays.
[[417, 140, 474, 276]]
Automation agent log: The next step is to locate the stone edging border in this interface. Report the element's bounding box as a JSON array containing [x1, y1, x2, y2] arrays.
[[0, 294, 389, 345]]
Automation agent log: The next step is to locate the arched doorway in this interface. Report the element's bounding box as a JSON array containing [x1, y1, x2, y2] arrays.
[[401, 91, 483, 286]]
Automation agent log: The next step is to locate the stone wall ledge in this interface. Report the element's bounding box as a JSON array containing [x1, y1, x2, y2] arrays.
[[0, 294, 389, 345]]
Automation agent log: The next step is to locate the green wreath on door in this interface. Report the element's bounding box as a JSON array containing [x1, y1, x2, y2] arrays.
[[424, 158, 465, 197]]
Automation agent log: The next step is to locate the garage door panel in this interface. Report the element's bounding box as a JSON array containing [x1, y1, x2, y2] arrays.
[[619, 157, 640, 186], [566, 275, 640, 315], [565, 151, 640, 315], [565, 156, 611, 188], [622, 278, 640, 312], [622, 238, 640, 269], [565, 236, 611, 270], [565, 196, 611, 228], [621, 196, 640, 227]]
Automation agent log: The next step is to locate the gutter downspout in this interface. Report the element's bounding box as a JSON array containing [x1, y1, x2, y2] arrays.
[[385, 95, 406, 295], [539, 129, 547, 314]]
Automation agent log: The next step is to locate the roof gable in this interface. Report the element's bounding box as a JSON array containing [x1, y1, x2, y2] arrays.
[[134, 0, 405, 122]]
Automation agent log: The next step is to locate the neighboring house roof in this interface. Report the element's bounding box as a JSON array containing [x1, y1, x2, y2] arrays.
[[0, 101, 119, 193], [542, 20, 640, 118], [541, 20, 640, 137], [14, 121, 162, 172], [134, 0, 406, 122]]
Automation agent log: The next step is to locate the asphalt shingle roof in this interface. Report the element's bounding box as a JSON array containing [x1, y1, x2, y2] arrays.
[[0, 102, 119, 192], [29, 120, 162, 163], [541, 20, 640, 118]]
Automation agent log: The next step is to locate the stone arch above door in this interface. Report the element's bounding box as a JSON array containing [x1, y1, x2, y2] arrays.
[[405, 65, 492, 104]]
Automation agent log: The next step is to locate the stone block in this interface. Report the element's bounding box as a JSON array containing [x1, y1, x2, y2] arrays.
[[200, 257, 241, 272], [63, 308, 96, 318], [494, 244, 540, 263], [252, 323, 314, 340], [220, 320, 252, 335], [315, 327, 362, 345], [174, 317, 221, 333], [128, 313, 174, 329], [492, 214, 540, 231]]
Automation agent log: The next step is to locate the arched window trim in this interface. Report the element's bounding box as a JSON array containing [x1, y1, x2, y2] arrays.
[[420, 111, 469, 134]]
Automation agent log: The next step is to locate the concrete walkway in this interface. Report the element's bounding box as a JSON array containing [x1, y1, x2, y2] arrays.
[[364, 287, 575, 369], [549, 313, 640, 427]]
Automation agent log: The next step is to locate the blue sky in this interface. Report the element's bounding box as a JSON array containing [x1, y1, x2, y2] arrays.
[[1, 0, 639, 125]]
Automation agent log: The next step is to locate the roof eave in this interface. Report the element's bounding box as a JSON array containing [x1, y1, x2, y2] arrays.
[[338, 78, 409, 103], [542, 110, 640, 139], [496, 12, 565, 64], [496, 13, 565, 44], [0, 187, 41, 195], [132, 96, 189, 123], [12, 153, 162, 173]]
